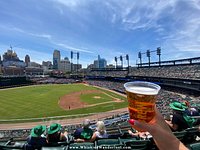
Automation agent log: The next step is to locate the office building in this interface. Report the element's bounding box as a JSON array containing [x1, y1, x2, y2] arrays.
[[25, 55, 30, 66], [53, 50, 60, 70], [93, 55, 107, 69], [42, 61, 52, 69], [59, 57, 71, 72]]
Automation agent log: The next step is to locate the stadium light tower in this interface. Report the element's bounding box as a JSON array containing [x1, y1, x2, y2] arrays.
[[157, 47, 161, 66], [147, 50, 151, 67], [71, 51, 73, 72], [126, 54, 129, 73], [115, 55, 129, 69], [120, 55, 123, 68], [114, 57, 117, 68], [138, 52, 142, 67], [71, 51, 80, 73]]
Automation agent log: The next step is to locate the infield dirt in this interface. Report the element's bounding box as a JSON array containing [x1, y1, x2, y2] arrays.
[[59, 90, 123, 110]]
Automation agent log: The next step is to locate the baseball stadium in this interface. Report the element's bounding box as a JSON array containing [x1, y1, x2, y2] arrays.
[[0, 56, 200, 149], [1, 1, 200, 149]]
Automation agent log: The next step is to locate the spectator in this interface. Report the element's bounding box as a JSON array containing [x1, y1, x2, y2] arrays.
[[26, 125, 47, 149], [185, 103, 200, 116], [74, 119, 93, 142], [165, 102, 190, 131], [90, 121, 108, 142], [129, 106, 188, 150], [186, 107, 199, 116], [47, 123, 68, 143]]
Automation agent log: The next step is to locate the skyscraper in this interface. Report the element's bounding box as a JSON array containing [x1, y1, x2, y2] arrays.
[[53, 50, 60, 70], [94, 55, 107, 69], [25, 55, 30, 66]]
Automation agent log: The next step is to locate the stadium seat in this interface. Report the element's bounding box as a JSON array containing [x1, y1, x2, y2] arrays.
[[42, 147, 67, 150], [119, 124, 136, 138], [189, 142, 200, 150], [95, 137, 123, 150], [0, 138, 25, 150], [120, 137, 138, 144], [123, 139, 150, 150], [184, 127, 199, 144], [0, 145, 24, 149], [106, 126, 122, 138], [173, 131, 187, 141], [46, 141, 69, 147], [67, 142, 95, 150]]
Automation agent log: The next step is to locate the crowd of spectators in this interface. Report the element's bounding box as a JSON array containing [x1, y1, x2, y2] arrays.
[[1, 118, 199, 149], [0, 112, 128, 141], [87, 70, 128, 77], [0, 129, 30, 141], [86, 80, 200, 116], [86, 64, 200, 80], [0, 70, 200, 149], [30, 77, 79, 84], [129, 64, 200, 80], [1, 80, 199, 139], [86, 80, 125, 92]]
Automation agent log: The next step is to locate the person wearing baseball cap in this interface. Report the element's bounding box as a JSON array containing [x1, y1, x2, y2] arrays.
[[166, 102, 190, 131], [47, 123, 68, 143], [26, 125, 47, 149]]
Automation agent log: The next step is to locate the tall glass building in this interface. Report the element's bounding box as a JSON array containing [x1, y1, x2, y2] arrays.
[[94, 55, 107, 68], [53, 50, 60, 70]]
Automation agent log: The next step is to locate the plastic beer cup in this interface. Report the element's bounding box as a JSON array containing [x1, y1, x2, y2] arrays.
[[124, 81, 161, 122]]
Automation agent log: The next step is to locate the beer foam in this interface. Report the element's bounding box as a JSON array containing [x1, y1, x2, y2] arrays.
[[126, 86, 159, 95]]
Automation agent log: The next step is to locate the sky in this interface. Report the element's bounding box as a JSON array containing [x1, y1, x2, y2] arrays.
[[0, 0, 200, 68]]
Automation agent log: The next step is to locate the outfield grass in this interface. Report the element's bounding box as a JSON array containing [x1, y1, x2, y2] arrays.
[[0, 84, 127, 121]]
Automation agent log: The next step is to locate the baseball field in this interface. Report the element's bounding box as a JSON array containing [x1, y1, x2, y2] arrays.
[[0, 84, 127, 122]]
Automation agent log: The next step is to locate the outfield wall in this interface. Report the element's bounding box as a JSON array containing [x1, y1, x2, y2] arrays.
[[0, 76, 32, 88]]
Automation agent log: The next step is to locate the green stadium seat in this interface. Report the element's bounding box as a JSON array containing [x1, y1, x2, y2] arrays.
[[123, 139, 150, 150], [42, 146, 67, 150], [0, 139, 25, 150], [189, 142, 200, 150], [45, 141, 69, 147], [120, 137, 138, 144], [184, 127, 199, 144], [173, 131, 187, 141], [95, 138, 123, 150], [0, 145, 24, 150], [106, 126, 122, 138], [68, 142, 95, 150]]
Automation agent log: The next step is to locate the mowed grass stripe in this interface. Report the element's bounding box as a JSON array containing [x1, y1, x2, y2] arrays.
[[0, 84, 127, 121]]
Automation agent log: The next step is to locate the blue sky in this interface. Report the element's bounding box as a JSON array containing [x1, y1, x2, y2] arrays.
[[0, 0, 200, 68]]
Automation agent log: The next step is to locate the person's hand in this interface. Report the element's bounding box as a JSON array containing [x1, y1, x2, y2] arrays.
[[165, 120, 171, 125], [128, 107, 188, 150], [74, 138, 85, 143]]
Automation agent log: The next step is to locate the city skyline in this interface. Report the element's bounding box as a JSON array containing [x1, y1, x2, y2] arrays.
[[0, 0, 200, 68]]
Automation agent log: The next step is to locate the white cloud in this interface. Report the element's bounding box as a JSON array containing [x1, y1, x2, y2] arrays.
[[0, 25, 53, 41], [162, 9, 200, 54], [29, 33, 52, 40], [105, 0, 178, 31], [53, 0, 83, 7]]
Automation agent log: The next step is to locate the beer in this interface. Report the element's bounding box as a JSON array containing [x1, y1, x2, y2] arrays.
[[124, 81, 160, 122]]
